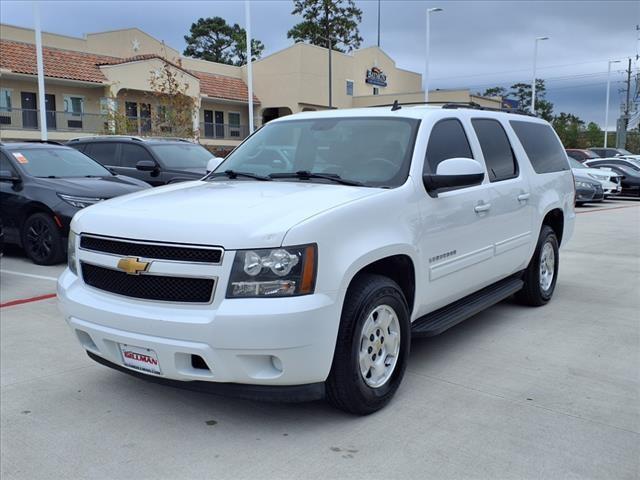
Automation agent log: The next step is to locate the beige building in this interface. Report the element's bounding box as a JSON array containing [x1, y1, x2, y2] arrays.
[[0, 23, 501, 150]]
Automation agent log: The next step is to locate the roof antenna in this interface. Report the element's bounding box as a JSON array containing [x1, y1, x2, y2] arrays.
[[391, 99, 401, 111]]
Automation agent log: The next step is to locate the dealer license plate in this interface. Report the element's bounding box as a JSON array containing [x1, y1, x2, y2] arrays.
[[119, 344, 161, 375]]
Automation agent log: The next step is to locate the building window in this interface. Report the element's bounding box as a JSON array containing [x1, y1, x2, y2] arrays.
[[64, 95, 84, 129], [373, 87, 379, 96], [64, 95, 84, 115], [0, 88, 12, 111], [228, 112, 241, 138], [0, 88, 11, 125], [346, 80, 354, 96]]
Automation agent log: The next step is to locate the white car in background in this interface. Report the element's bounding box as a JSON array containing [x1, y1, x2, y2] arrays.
[[568, 158, 621, 196]]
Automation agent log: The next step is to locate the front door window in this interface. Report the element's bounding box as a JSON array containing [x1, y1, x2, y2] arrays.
[[21, 92, 37, 129], [215, 111, 224, 138]]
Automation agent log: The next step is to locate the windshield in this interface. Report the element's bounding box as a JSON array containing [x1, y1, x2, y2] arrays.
[[214, 117, 420, 187], [618, 148, 634, 156], [569, 158, 586, 169], [10, 148, 111, 178], [149, 143, 213, 169]]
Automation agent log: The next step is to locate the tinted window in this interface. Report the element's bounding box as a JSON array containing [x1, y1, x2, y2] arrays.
[[7, 148, 110, 178], [0, 151, 18, 175], [85, 142, 119, 166], [472, 119, 518, 181], [149, 144, 212, 169], [510, 121, 569, 174], [120, 143, 154, 168], [424, 119, 473, 174]]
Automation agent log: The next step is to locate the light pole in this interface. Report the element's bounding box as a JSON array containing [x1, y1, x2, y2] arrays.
[[318, 35, 333, 108], [423, 7, 443, 103], [245, 1, 254, 133], [604, 59, 621, 148], [531, 36, 549, 114]]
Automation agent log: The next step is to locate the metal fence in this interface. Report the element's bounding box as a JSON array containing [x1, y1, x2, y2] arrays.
[[200, 123, 249, 140], [0, 109, 107, 133]]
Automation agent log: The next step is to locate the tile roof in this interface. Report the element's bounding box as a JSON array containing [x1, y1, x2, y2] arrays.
[[96, 54, 195, 77], [0, 39, 116, 83], [0, 40, 260, 104], [192, 70, 260, 104]]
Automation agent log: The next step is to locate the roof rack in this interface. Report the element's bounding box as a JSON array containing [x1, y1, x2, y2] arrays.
[[146, 137, 193, 143], [371, 100, 537, 117], [67, 135, 144, 142], [22, 140, 65, 145], [442, 102, 536, 117]]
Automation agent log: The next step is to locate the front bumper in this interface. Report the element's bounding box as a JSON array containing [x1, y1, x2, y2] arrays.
[[58, 268, 340, 388]]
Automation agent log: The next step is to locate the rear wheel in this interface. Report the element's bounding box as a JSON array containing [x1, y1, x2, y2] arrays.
[[21, 213, 64, 265], [516, 225, 559, 306], [326, 274, 410, 415]]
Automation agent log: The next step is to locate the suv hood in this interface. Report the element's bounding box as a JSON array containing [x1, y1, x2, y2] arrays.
[[72, 180, 382, 249]]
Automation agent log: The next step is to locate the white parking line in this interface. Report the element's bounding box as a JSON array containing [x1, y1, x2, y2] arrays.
[[0, 270, 59, 282]]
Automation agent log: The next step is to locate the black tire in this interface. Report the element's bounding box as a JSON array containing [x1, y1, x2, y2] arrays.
[[516, 225, 559, 306], [21, 212, 65, 265], [326, 273, 410, 415]]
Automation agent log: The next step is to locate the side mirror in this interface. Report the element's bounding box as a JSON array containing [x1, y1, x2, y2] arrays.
[[136, 160, 158, 172], [423, 157, 484, 197], [0, 170, 21, 184], [206, 157, 224, 173]]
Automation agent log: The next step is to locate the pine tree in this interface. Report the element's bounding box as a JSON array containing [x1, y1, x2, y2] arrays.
[[184, 17, 264, 66], [287, 0, 363, 53]]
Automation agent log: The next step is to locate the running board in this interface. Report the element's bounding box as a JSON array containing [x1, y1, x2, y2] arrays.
[[411, 276, 524, 337]]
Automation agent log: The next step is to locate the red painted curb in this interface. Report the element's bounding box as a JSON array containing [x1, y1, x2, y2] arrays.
[[0, 293, 57, 308]]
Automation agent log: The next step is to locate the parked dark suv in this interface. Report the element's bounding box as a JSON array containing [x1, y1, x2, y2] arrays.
[[0, 142, 149, 264], [67, 136, 217, 186]]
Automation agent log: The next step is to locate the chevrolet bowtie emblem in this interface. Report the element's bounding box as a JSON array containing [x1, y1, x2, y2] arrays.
[[117, 257, 150, 275]]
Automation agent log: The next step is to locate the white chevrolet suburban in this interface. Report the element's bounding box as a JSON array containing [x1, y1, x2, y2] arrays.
[[58, 104, 575, 414]]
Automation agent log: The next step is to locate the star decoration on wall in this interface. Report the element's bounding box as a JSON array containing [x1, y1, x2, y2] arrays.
[[132, 38, 140, 52]]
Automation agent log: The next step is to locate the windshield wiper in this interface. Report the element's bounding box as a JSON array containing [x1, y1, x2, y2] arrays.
[[209, 170, 271, 181], [269, 171, 364, 186]]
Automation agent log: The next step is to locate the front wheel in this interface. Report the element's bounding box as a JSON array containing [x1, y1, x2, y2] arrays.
[[326, 274, 410, 415], [21, 213, 65, 265], [516, 225, 559, 306]]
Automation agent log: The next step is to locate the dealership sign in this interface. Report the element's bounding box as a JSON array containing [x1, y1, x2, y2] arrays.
[[366, 67, 387, 87]]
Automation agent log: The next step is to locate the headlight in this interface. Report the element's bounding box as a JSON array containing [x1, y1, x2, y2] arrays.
[[227, 244, 317, 298], [575, 181, 592, 189], [67, 231, 78, 275], [57, 193, 103, 209]]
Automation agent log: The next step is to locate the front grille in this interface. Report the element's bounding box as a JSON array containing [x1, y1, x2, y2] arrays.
[[80, 235, 222, 264], [81, 262, 215, 303]]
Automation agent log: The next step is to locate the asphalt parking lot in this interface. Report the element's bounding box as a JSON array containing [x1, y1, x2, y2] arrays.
[[1, 198, 639, 480]]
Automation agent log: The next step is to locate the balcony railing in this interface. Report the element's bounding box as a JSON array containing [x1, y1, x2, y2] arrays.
[[0, 108, 107, 133], [0, 109, 249, 141], [200, 123, 249, 140]]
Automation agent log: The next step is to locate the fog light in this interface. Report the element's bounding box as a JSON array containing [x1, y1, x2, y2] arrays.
[[270, 355, 283, 373]]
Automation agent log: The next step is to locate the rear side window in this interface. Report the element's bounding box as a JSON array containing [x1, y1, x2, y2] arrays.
[[85, 142, 119, 167], [472, 119, 518, 181], [120, 144, 154, 168], [424, 119, 473, 174], [510, 121, 569, 173]]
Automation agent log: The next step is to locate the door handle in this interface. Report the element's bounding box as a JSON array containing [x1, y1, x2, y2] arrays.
[[517, 193, 530, 201], [474, 202, 491, 213]]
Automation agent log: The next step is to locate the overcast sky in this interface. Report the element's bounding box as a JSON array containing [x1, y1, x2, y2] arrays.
[[2, 0, 638, 127]]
